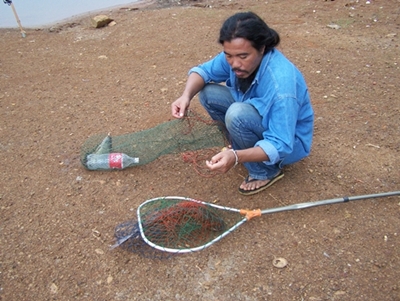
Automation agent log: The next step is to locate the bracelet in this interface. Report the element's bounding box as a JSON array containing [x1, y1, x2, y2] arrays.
[[230, 149, 239, 167]]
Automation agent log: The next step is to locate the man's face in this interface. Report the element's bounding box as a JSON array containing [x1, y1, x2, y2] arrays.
[[223, 38, 265, 79]]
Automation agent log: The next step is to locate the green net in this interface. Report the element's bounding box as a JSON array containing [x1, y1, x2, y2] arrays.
[[80, 111, 229, 170]]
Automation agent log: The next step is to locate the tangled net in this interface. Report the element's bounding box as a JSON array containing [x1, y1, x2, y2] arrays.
[[80, 110, 229, 171], [141, 200, 227, 248], [112, 197, 245, 257], [113, 219, 172, 260]]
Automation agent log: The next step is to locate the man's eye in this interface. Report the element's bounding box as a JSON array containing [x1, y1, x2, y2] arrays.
[[239, 55, 248, 59]]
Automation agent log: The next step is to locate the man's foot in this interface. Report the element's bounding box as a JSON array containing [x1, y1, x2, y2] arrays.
[[238, 172, 284, 196]]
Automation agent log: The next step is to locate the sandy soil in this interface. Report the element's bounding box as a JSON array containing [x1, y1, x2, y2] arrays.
[[0, 0, 399, 300]]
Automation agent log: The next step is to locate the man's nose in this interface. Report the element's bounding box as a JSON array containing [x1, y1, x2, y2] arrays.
[[231, 58, 241, 69]]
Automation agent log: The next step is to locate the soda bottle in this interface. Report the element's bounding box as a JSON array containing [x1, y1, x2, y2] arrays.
[[85, 153, 139, 170]]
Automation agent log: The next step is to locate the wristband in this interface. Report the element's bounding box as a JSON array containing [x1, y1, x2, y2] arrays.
[[230, 149, 239, 167]]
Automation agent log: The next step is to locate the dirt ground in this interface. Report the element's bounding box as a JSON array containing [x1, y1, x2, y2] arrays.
[[1, 0, 399, 300]]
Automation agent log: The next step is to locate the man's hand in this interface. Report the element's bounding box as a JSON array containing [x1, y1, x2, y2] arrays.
[[171, 96, 190, 118], [171, 72, 205, 118], [205, 149, 237, 173]]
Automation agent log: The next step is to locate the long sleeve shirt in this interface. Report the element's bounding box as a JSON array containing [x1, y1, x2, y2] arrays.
[[189, 49, 314, 165]]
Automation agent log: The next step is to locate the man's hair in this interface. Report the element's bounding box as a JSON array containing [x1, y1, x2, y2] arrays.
[[219, 12, 280, 54]]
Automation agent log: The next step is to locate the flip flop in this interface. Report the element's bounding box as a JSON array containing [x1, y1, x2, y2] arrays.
[[238, 172, 284, 196]]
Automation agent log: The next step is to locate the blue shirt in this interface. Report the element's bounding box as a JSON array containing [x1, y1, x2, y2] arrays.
[[189, 49, 314, 165]]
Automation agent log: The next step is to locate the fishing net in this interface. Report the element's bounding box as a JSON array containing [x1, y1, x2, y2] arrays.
[[111, 197, 248, 257], [112, 219, 173, 259], [80, 110, 228, 171], [112, 192, 400, 258]]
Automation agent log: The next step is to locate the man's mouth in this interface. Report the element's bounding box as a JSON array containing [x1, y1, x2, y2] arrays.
[[233, 69, 248, 77]]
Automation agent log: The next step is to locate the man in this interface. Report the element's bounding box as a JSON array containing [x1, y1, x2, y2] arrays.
[[171, 12, 314, 195]]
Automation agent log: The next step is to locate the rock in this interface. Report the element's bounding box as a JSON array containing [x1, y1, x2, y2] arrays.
[[272, 257, 288, 268], [327, 24, 341, 30], [50, 283, 58, 294], [95, 248, 104, 255], [91, 15, 114, 28]]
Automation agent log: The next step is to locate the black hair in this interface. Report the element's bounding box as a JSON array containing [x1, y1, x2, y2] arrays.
[[219, 12, 280, 54]]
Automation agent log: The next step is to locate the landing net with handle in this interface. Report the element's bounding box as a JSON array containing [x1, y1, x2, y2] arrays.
[[111, 192, 400, 258]]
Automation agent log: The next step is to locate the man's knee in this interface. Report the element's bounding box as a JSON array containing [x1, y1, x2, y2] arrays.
[[199, 83, 231, 107], [226, 102, 252, 121]]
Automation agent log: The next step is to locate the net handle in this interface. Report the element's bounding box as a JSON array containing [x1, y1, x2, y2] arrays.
[[259, 191, 400, 216], [240, 209, 262, 220]]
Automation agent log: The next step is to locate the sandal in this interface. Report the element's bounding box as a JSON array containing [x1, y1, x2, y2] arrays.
[[238, 172, 284, 196]]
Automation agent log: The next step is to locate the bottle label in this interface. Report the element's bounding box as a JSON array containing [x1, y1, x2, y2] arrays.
[[109, 153, 123, 169]]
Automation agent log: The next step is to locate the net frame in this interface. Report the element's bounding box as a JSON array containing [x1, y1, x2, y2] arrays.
[[137, 196, 251, 253]]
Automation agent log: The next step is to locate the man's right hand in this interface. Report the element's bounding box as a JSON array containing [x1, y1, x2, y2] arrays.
[[171, 72, 206, 118], [171, 96, 190, 118]]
